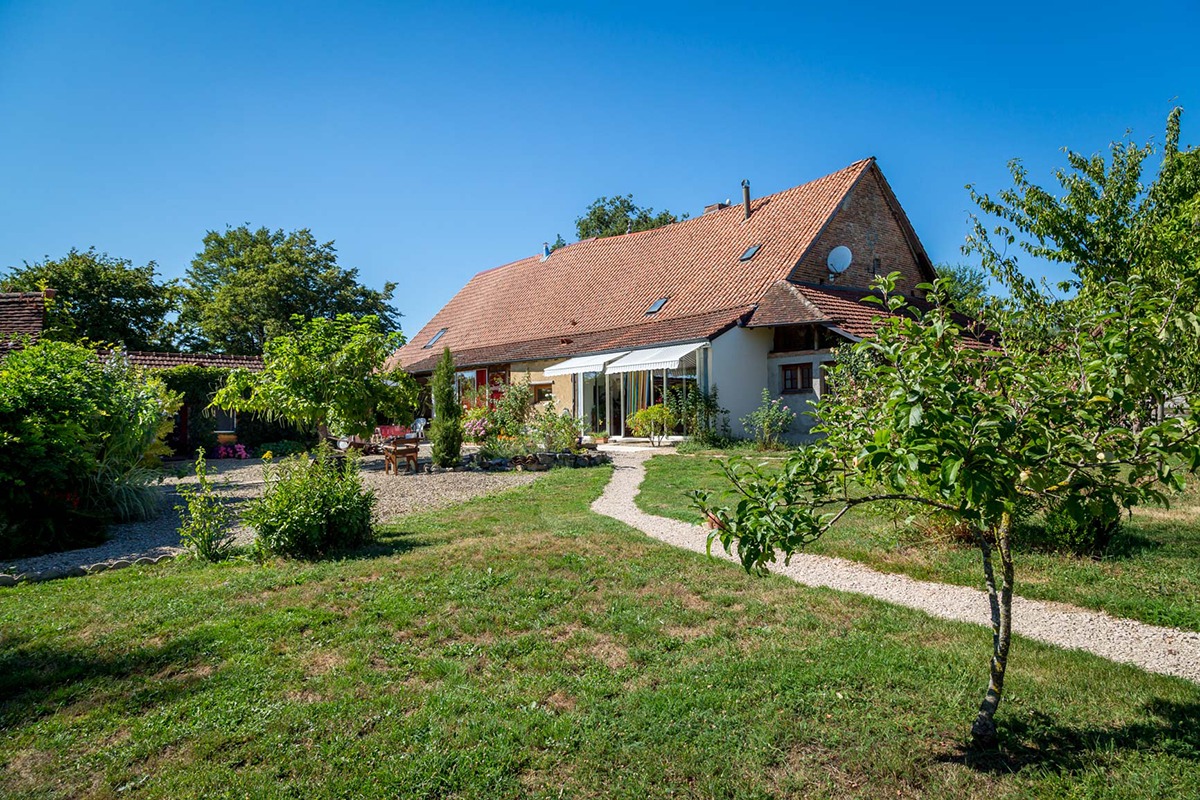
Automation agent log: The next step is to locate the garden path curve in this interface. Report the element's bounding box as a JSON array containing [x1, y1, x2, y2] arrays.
[[592, 447, 1200, 684]]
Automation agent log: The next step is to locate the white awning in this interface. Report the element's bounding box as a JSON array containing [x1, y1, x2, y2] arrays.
[[606, 341, 706, 374], [543, 351, 629, 376]]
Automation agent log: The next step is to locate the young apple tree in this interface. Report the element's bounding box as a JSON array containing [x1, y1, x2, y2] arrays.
[[693, 272, 1200, 745]]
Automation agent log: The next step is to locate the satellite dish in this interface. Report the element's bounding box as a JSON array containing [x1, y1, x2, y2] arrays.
[[827, 246, 853, 275]]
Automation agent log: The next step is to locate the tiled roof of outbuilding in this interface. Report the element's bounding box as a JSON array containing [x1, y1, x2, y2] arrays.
[[0, 291, 50, 353], [123, 351, 265, 371]]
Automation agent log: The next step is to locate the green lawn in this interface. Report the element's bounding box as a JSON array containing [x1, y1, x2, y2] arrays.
[[2, 467, 1199, 798], [638, 453, 1200, 632]]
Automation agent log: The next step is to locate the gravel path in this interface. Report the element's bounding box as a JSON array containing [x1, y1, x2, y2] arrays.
[[2, 448, 540, 580], [593, 447, 1200, 684]]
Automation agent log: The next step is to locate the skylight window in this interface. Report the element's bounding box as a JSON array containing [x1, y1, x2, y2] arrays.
[[739, 244, 762, 262], [424, 328, 447, 348], [645, 297, 669, 315]]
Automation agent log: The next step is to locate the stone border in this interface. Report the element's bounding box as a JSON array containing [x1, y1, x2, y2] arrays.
[[0, 553, 177, 587]]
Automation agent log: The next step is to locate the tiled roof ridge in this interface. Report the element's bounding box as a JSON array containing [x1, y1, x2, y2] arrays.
[[99, 350, 267, 371], [0, 290, 54, 299], [468, 158, 875, 280]]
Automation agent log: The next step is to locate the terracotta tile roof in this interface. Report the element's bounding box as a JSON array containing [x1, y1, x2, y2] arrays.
[[0, 291, 49, 353], [750, 281, 998, 350], [123, 351, 265, 371], [393, 306, 749, 374], [394, 159, 881, 372]]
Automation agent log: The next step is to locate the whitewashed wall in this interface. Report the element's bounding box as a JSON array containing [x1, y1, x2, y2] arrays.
[[708, 326, 773, 437]]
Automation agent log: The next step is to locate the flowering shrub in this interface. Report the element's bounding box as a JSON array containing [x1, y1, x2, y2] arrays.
[[530, 400, 584, 452], [463, 406, 491, 441], [626, 404, 677, 446], [215, 443, 250, 459], [739, 389, 796, 449], [492, 380, 534, 436]]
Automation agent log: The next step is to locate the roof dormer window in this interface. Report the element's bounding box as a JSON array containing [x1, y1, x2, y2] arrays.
[[739, 244, 762, 262], [645, 297, 669, 315], [424, 328, 447, 348]]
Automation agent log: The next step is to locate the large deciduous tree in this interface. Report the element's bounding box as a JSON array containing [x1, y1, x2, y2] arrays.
[[212, 314, 417, 438], [574, 195, 686, 241], [1, 247, 178, 350], [694, 272, 1200, 746], [179, 225, 400, 354]]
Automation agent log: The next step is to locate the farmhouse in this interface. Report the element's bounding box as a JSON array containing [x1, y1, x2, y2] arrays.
[[390, 158, 985, 438]]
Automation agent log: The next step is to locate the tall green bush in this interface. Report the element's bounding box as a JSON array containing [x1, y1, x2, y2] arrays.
[[493, 379, 534, 437], [244, 449, 375, 558], [665, 385, 727, 439], [429, 347, 463, 467], [0, 342, 179, 558]]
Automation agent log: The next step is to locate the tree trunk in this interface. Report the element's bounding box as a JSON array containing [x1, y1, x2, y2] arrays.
[[972, 512, 1014, 746]]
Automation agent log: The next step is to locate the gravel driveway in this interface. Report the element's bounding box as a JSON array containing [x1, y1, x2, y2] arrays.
[[2, 448, 540, 579], [593, 446, 1200, 684]]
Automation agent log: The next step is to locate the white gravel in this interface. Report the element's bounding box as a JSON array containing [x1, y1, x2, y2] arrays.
[[2, 447, 540, 580], [593, 447, 1200, 684]]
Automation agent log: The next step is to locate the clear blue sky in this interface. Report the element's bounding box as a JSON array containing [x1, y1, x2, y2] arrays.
[[2, 1, 1196, 336]]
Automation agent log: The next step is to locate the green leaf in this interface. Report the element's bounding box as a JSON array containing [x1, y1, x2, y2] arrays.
[[941, 457, 963, 487]]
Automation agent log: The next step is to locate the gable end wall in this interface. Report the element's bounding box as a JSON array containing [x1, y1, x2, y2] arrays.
[[788, 167, 927, 295]]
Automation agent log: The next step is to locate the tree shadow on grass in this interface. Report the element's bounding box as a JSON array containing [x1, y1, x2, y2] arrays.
[[1099, 528, 1164, 559], [937, 699, 1200, 774], [0, 631, 224, 731], [335, 529, 435, 562]]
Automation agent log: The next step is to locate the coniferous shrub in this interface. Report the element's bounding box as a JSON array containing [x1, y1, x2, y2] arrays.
[[429, 347, 463, 467]]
